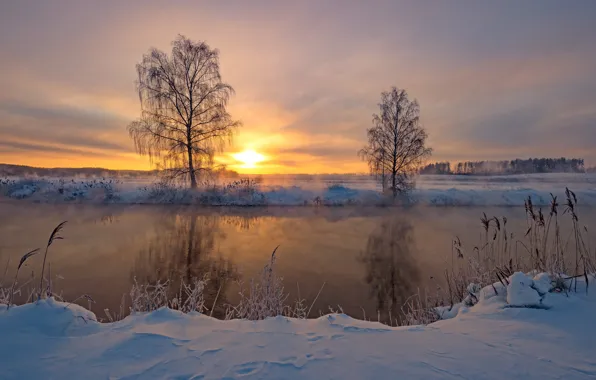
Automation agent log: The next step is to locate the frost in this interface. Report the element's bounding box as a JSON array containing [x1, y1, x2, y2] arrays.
[[2, 173, 596, 206]]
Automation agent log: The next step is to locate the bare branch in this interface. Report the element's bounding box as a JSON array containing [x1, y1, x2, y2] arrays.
[[129, 35, 242, 188]]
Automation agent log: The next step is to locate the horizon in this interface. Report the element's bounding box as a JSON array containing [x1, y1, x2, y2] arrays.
[[1, 155, 592, 177], [1, 1, 596, 173]]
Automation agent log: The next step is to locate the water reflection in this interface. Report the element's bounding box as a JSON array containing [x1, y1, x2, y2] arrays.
[[4, 202, 573, 322], [97, 213, 118, 225], [359, 217, 420, 323], [220, 213, 262, 231], [131, 212, 239, 318]]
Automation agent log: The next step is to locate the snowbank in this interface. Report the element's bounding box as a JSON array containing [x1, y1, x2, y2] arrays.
[[1, 277, 595, 379], [1, 174, 596, 206]]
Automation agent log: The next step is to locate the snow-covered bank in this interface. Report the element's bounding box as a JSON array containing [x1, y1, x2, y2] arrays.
[[2, 174, 596, 206], [1, 275, 595, 379]]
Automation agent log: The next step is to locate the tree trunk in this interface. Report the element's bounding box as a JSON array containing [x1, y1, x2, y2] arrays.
[[391, 107, 399, 198], [381, 150, 386, 193], [187, 123, 197, 189], [391, 154, 398, 198], [188, 146, 197, 189]]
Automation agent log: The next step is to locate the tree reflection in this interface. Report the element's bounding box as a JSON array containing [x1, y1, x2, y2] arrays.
[[220, 213, 264, 231], [132, 212, 240, 318], [359, 217, 420, 323]]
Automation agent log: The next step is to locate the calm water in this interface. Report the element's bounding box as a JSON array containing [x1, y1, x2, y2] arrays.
[[1, 202, 594, 322]]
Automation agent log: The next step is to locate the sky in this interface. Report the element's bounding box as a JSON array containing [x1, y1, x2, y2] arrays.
[[1, 0, 595, 174]]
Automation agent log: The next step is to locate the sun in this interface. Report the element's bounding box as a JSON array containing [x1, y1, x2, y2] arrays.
[[232, 149, 265, 168]]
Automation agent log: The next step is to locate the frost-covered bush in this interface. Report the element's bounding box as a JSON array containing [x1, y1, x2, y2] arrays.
[[224, 178, 260, 196], [0, 178, 42, 199], [400, 291, 442, 326], [0, 177, 122, 202], [129, 276, 207, 314], [219, 178, 267, 205], [223, 246, 316, 320], [139, 182, 194, 203], [327, 183, 348, 191], [225, 248, 288, 320]]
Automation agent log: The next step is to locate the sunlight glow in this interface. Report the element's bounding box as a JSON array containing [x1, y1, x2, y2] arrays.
[[232, 149, 266, 168]]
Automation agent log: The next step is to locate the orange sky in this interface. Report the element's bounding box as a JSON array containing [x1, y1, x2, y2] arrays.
[[1, 1, 595, 173]]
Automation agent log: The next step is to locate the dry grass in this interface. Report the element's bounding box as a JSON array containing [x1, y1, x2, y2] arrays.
[[7, 249, 40, 309], [129, 276, 207, 314], [38, 221, 66, 299], [224, 246, 323, 320], [406, 188, 595, 325], [400, 290, 442, 326], [3, 221, 67, 309]]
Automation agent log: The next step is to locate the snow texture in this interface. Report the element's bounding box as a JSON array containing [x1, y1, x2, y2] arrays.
[[506, 272, 544, 307], [0, 276, 595, 379], [1, 173, 596, 206], [532, 272, 554, 296]]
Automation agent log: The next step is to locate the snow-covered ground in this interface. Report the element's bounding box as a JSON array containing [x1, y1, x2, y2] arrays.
[[1, 173, 596, 206], [0, 274, 594, 379]]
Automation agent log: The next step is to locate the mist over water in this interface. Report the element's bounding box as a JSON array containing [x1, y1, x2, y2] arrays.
[[2, 202, 594, 321]]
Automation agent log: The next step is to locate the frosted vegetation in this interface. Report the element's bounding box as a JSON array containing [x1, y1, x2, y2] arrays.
[[2, 173, 596, 206]]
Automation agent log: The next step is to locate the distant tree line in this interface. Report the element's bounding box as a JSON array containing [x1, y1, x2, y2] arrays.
[[419, 158, 586, 175], [0, 163, 240, 179], [0, 164, 156, 178], [418, 162, 451, 175]]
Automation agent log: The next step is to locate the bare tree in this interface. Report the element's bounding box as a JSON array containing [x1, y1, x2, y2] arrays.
[[128, 35, 241, 188], [359, 88, 431, 197]]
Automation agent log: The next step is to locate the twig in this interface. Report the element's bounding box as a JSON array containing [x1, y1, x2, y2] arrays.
[[210, 281, 224, 317], [307, 282, 326, 318]]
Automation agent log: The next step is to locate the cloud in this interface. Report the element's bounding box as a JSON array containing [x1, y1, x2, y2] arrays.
[[1, 0, 596, 170], [277, 146, 360, 160], [0, 139, 115, 157], [0, 101, 133, 155], [0, 102, 122, 131]]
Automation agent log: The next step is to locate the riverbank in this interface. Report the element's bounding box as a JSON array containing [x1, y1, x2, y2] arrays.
[[0, 275, 594, 379]]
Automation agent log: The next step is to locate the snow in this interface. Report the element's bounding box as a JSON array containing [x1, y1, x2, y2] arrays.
[[2, 173, 596, 206], [506, 272, 545, 308], [532, 272, 554, 296], [1, 276, 595, 379]]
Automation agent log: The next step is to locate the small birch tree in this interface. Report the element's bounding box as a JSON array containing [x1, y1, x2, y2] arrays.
[[359, 87, 431, 197]]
